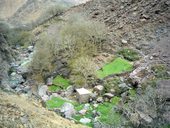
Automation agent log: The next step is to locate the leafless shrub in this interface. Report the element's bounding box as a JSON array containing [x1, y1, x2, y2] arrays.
[[69, 56, 97, 87], [30, 33, 56, 81]]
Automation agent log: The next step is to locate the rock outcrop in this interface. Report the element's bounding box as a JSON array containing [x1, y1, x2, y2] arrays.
[[0, 33, 13, 89]]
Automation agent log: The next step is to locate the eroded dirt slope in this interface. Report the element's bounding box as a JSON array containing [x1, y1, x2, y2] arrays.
[[0, 90, 87, 128]]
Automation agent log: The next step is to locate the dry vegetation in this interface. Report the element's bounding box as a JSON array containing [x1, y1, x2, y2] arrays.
[[30, 15, 107, 85], [30, 33, 56, 81]]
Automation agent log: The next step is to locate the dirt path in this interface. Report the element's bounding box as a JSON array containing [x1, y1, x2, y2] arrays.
[[0, 90, 88, 128]]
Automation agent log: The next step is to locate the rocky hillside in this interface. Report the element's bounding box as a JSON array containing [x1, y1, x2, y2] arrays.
[[0, 33, 14, 90], [0, 0, 170, 128], [67, 0, 169, 46], [0, 0, 26, 19], [0, 0, 90, 27]]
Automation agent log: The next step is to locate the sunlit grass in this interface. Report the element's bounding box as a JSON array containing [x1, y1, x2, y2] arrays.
[[97, 58, 133, 78]]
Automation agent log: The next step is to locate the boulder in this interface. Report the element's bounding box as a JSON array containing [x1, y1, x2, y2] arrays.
[[9, 73, 25, 89], [38, 85, 48, 97], [137, 111, 153, 123], [103, 93, 114, 99], [46, 77, 53, 86], [118, 83, 130, 91], [60, 103, 75, 119], [79, 109, 87, 115], [76, 88, 91, 103], [90, 92, 98, 100], [65, 86, 74, 97], [121, 39, 128, 44], [83, 104, 90, 110], [96, 97, 103, 103], [41, 95, 49, 102], [94, 85, 104, 95], [79, 118, 91, 124], [27, 46, 34, 53], [110, 89, 116, 94]]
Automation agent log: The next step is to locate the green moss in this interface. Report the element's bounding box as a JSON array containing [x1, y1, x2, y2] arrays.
[[75, 104, 84, 111], [97, 58, 133, 78], [117, 48, 140, 61], [46, 97, 71, 109], [52, 75, 70, 89], [48, 85, 61, 92]]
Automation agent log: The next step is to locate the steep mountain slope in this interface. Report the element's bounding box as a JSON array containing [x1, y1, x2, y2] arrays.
[[0, 0, 90, 27], [64, 0, 170, 69], [66, 0, 169, 46], [0, 0, 27, 19], [0, 32, 14, 89]]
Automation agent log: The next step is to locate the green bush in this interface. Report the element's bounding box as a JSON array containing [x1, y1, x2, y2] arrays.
[[117, 48, 140, 61], [0, 22, 33, 46], [151, 64, 169, 79], [0, 22, 10, 34]]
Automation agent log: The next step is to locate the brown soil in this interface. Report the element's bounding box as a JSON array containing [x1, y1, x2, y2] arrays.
[[0, 90, 88, 128]]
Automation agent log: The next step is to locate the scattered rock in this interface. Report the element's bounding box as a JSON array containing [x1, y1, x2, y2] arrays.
[[27, 46, 34, 53], [96, 97, 104, 103], [110, 89, 116, 94], [90, 92, 98, 100], [141, 14, 150, 19], [65, 86, 74, 97], [79, 118, 91, 124], [51, 93, 59, 98], [83, 104, 90, 110], [20, 115, 29, 124], [60, 103, 75, 119], [137, 111, 153, 123], [149, 56, 153, 60], [121, 39, 128, 44], [76, 88, 91, 103], [118, 83, 130, 91], [94, 85, 104, 95], [9, 73, 25, 89], [93, 104, 98, 108], [103, 93, 114, 99], [41, 95, 49, 102], [79, 109, 87, 115]]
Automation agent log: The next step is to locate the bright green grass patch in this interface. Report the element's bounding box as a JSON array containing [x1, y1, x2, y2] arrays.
[[48, 85, 61, 92], [73, 104, 93, 127], [111, 96, 121, 105], [97, 58, 133, 78], [129, 89, 136, 97], [52, 75, 70, 89], [46, 97, 72, 109], [97, 102, 122, 125]]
